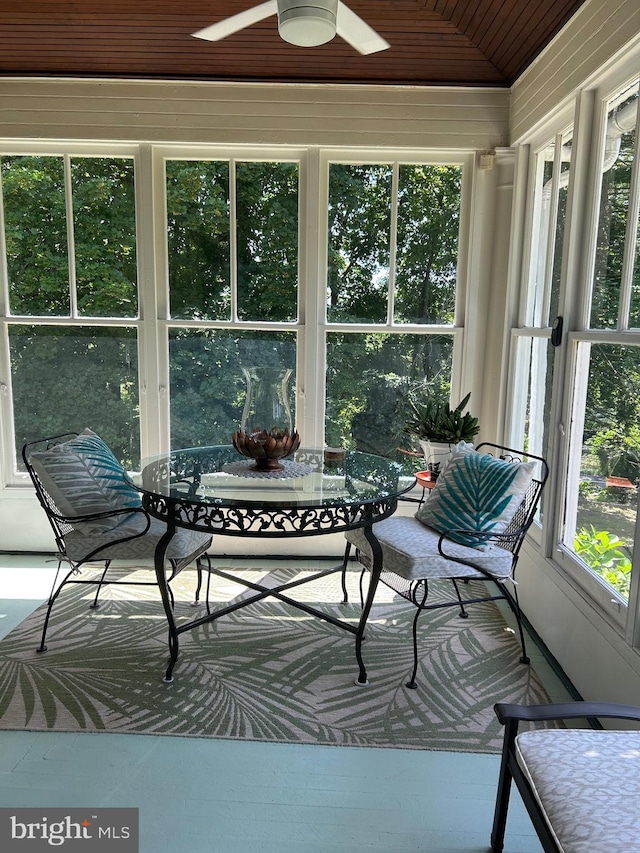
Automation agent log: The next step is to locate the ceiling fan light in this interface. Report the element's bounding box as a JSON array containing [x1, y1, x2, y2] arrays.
[[278, 1, 337, 47]]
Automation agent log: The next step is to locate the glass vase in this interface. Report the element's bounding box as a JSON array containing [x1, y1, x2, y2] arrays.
[[232, 366, 300, 470]]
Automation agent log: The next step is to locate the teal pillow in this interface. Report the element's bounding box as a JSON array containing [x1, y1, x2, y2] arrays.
[[29, 428, 141, 531], [416, 447, 536, 548]]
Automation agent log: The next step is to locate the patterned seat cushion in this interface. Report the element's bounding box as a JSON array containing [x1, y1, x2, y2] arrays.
[[416, 444, 536, 548], [516, 728, 640, 853], [29, 429, 141, 533], [64, 513, 212, 567], [345, 515, 514, 581]]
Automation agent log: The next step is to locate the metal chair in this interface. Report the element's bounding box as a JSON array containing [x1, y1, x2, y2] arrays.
[[342, 442, 549, 688], [23, 431, 212, 654], [491, 700, 640, 852]]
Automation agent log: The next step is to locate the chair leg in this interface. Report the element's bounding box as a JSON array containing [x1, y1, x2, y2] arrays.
[[358, 564, 367, 609], [341, 542, 352, 604], [89, 560, 111, 609], [165, 560, 176, 611], [192, 552, 212, 614], [451, 578, 469, 618], [499, 581, 529, 664], [192, 553, 207, 605], [407, 581, 429, 689], [204, 567, 212, 614], [37, 560, 75, 653], [490, 719, 518, 852]]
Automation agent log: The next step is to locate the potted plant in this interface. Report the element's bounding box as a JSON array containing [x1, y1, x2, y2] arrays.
[[403, 390, 480, 478]]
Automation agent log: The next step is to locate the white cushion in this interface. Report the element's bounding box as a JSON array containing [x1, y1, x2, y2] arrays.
[[416, 444, 536, 549], [345, 515, 514, 581], [64, 513, 211, 566], [515, 728, 640, 853]]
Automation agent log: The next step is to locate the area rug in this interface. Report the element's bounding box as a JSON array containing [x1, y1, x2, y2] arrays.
[[0, 562, 552, 752]]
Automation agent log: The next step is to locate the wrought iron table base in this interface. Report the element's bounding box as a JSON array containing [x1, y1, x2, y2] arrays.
[[140, 444, 410, 685], [154, 522, 385, 685]]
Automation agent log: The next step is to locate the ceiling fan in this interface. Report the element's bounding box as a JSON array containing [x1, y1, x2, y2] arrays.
[[192, 0, 390, 55]]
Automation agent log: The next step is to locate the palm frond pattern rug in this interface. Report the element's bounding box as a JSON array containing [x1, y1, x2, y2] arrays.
[[0, 562, 552, 752]]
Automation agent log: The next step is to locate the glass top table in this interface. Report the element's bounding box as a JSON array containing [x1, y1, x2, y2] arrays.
[[135, 445, 414, 684]]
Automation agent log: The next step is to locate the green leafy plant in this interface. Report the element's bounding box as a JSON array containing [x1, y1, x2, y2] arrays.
[[574, 525, 631, 598], [590, 426, 640, 480], [403, 390, 480, 444]]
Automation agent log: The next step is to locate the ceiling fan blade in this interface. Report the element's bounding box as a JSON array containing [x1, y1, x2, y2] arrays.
[[192, 1, 278, 42], [335, 1, 389, 54]]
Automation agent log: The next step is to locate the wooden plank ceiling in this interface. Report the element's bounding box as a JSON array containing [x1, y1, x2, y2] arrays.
[[0, 0, 588, 88]]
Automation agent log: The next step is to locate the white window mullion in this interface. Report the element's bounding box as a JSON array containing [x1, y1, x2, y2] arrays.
[[0, 174, 13, 478], [525, 148, 550, 326], [539, 136, 562, 326], [562, 338, 590, 549], [617, 101, 640, 329], [300, 148, 323, 446], [64, 154, 78, 318], [229, 158, 239, 324], [0, 319, 16, 480], [0, 168, 8, 318], [137, 144, 165, 456], [528, 336, 549, 461], [505, 331, 532, 449], [387, 162, 399, 325]]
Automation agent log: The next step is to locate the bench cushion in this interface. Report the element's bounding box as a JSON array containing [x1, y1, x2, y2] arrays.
[[516, 728, 640, 853]]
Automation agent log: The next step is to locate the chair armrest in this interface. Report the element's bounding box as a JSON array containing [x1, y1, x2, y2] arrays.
[[495, 700, 640, 725], [438, 528, 494, 550], [437, 526, 526, 550], [436, 529, 522, 576]]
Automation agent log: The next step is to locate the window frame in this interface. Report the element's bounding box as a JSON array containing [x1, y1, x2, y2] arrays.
[[316, 148, 474, 442], [0, 141, 473, 486], [507, 67, 640, 640], [0, 140, 142, 483], [505, 121, 574, 549]]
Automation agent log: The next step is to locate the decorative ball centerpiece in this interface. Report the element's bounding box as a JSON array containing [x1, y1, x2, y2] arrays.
[[232, 426, 300, 471], [232, 366, 300, 471]]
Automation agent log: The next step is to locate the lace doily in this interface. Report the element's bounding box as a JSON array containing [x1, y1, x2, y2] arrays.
[[221, 459, 313, 479]]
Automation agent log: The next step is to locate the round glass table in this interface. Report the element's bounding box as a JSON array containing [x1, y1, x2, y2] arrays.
[[136, 445, 414, 683]]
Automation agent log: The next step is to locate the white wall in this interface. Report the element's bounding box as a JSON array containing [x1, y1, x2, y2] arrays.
[[518, 542, 640, 705], [0, 78, 509, 149], [510, 0, 640, 144]]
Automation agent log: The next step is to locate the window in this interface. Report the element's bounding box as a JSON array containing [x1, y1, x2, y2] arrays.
[[0, 153, 140, 469], [0, 146, 469, 485], [325, 160, 463, 468], [507, 130, 572, 522], [164, 158, 299, 449], [562, 81, 640, 608], [510, 78, 640, 620]]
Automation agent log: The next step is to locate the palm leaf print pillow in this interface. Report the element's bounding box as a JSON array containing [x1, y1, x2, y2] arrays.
[[29, 428, 141, 533], [416, 447, 536, 548]]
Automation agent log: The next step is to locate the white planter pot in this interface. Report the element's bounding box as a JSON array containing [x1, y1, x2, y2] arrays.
[[418, 440, 453, 480]]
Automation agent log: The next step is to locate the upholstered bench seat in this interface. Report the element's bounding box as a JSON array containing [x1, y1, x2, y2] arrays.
[[345, 515, 514, 581], [514, 728, 640, 853]]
